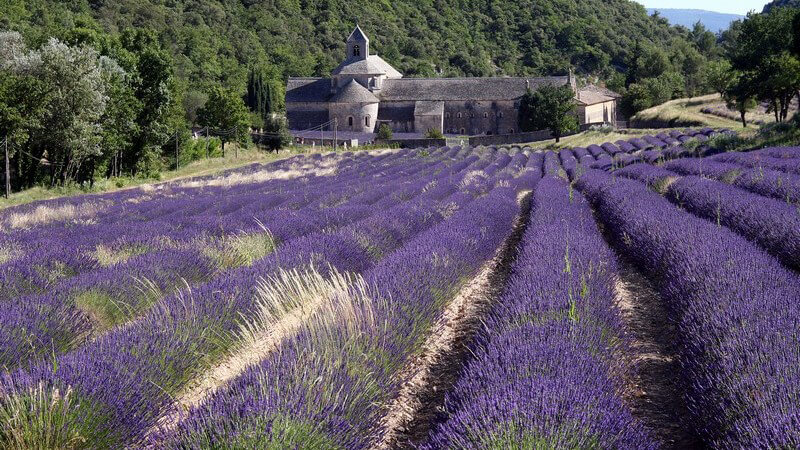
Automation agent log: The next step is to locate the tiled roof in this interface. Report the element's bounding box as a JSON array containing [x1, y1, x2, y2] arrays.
[[348, 25, 369, 43], [286, 78, 331, 103], [330, 79, 379, 103], [332, 55, 403, 77], [380, 77, 569, 101], [414, 101, 444, 116]]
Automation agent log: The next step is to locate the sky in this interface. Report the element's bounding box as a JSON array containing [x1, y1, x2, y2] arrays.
[[636, 1, 770, 15]]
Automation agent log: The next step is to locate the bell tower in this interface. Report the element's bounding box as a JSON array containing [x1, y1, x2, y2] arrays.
[[346, 25, 369, 61]]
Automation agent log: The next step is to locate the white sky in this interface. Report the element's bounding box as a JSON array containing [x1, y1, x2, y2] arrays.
[[636, 1, 770, 15]]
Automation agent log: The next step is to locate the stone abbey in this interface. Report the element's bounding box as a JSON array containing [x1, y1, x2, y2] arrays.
[[286, 26, 618, 136]]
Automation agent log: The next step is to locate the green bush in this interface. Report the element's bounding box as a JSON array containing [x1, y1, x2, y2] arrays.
[[425, 128, 444, 139], [377, 123, 393, 140]]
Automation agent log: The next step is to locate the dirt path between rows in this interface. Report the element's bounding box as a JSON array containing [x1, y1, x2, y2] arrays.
[[613, 259, 703, 449], [371, 191, 533, 450], [143, 287, 330, 443]]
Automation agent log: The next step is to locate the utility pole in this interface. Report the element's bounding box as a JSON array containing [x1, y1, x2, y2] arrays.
[[205, 127, 209, 159], [334, 117, 338, 151], [4, 137, 9, 199]]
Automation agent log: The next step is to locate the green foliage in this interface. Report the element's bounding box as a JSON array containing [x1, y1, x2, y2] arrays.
[[256, 115, 291, 152], [519, 85, 578, 142], [425, 128, 444, 139], [197, 86, 251, 151], [729, 8, 800, 122], [705, 59, 733, 95], [376, 123, 393, 140]]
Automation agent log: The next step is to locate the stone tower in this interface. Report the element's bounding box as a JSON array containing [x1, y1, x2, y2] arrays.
[[346, 25, 369, 61]]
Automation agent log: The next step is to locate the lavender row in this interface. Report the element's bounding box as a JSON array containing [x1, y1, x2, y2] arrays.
[[426, 176, 655, 448], [711, 151, 800, 175], [664, 157, 800, 205], [0, 153, 463, 370], [618, 163, 800, 270], [1, 151, 518, 447], [576, 170, 800, 448], [0, 150, 445, 302], [163, 177, 532, 448]]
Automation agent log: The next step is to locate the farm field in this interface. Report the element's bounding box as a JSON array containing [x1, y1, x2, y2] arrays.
[[0, 130, 799, 449]]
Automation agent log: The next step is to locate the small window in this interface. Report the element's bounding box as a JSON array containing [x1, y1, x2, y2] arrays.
[[498, 112, 504, 118], [353, 45, 360, 57], [460, 128, 465, 135], [445, 112, 450, 119], [483, 112, 488, 118], [365, 115, 370, 127], [348, 116, 354, 127], [470, 113, 474, 118], [457, 112, 462, 118]]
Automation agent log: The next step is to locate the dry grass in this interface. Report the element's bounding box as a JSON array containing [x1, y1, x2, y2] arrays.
[[0, 384, 83, 450], [526, 129, 659, 150], [149, 265, 375, 437], [176, 157, 340, 189], [93, 244, 149, 267], [632, 94, 754, 133], [2, 202, 105, 231]]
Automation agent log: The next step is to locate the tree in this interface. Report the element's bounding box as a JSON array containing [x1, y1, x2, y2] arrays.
[[377, 123, 393, 140], [519, 85, 578, 143], [725, 73, 758, 127], [705, 60, 733, 96], [729, 8, 800, 122], [246, 65, 282, 123], [258, 114, 291, 152], [197, 86, 250, 155]]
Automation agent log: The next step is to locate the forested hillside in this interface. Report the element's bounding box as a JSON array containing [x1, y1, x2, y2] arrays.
[[764, 0, 800, 13], [3, 0, 712, 86], [0, 0, 722, 190]]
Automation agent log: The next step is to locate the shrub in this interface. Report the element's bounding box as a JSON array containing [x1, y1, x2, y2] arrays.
[[425, 128, 444, 139], [377, 123, 393, 140]]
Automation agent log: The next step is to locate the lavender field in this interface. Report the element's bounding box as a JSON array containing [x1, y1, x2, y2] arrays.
[[0, 132, 799, 449]]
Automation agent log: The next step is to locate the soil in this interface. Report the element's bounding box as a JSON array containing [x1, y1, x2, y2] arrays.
[[371, 191, 533, 450], [613, 259, 703, 449]]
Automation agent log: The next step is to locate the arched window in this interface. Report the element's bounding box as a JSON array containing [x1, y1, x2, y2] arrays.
[[483, 112, 488, 118], [470, 113, 474, 118], [348, 116, 354, 127], [365, 115, 370, 127], [445, 112, 450, 119], [457, 112, 462, 118], [353, 45, 360, 57], [508, 128, 515, 134], [498, 111, 504, 118], [460, 128, 465, 135]]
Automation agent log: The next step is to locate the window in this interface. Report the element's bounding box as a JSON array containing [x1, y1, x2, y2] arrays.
[[498, 112, 504, 118], [445, 112, 450, 119], [460, 128, 465, 135], [470, 113, 474, 118], [483, 112, 488, 118], [365, 115, 370, 127], [353, 45, 360, 57], [457, 112, 462, 118], [508, 128, 515, 134], [348, 116, 354, 127]]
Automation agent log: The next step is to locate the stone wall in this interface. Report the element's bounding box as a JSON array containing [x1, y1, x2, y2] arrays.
[[328, 102, 380, 133]]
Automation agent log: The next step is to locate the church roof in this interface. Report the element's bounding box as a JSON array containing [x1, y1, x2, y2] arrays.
[[330, 79, 379, 103], [286, 78, 331, 103], [576, 85, 618, 105], [414, 101, 444, 116], [580, 84, 621, 99], [348, 25, 369, 43], [380, 77, 569, 101], [332, 55, 403, 77]]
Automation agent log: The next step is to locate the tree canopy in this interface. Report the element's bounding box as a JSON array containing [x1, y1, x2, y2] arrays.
[[519, 85, 578, 142]]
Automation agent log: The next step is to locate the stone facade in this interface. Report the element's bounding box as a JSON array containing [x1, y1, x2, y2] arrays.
[[286, 26, 618, 135]]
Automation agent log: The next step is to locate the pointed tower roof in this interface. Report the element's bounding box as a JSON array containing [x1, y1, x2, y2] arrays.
[[348, 25, 369, 43]]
